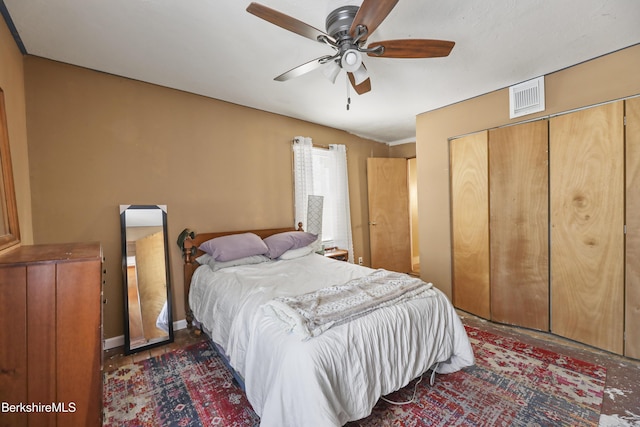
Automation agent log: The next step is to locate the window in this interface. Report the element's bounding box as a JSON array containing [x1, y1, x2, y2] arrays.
[[292, 138, 353, 261], [311, 148, 338, 245]]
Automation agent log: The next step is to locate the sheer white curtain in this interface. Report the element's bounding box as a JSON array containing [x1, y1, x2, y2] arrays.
[[292, 137, 354, 262], [292, 136, 314, 228], [328, 144, 354, 262]]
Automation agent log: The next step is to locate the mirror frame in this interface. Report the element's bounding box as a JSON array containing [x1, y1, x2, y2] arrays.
[[0, 87, 20, 251], [120, 204, 174, 354]]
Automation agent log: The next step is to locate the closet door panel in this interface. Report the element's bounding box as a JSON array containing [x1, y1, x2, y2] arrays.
[[450, 131, 490, 319], [626, 97, 640, 359], [489, 121, 549, 330], [550, 101, 624, 354]]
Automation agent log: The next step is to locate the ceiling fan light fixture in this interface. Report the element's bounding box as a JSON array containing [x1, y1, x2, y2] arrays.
[[341, 49, 362, 72], [323, 60, 342, 83], [352, 63, 368, 85]]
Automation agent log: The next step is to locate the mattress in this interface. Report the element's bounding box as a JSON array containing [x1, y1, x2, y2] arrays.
[[189, 253, 474, 426]]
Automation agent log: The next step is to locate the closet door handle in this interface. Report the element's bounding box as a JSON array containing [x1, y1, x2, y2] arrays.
[[369, 221, 377, 226]]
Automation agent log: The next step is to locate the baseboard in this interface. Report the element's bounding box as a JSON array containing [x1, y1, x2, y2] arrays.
[[174, 319, 187, 330], [103, 319, 189, 351], [104, 335, 124, 350]]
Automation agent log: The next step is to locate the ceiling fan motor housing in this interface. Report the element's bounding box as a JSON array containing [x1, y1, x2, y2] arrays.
[[325, 5, 364, 71], [326, 6, 358, 42]]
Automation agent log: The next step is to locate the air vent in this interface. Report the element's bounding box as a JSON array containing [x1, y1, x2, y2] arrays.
[[509, 76, 545, 119]]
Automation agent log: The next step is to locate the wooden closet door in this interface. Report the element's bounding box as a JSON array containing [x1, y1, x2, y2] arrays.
[[550, 101, 624, 354], [450, 131, 490, 319], [626, 96, 640, 359], [489, 121, 549, 330]]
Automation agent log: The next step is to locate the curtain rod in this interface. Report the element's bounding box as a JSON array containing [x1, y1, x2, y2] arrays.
[[291, 139, 331, 150]]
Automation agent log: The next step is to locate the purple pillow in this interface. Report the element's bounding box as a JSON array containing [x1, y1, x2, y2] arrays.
[[198, 233, 268, 262], [263, 231, 318, 259]]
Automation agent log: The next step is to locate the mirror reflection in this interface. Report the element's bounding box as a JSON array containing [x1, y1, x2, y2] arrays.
[[0, 88, 21, 251], [120, 205, 173, 353]]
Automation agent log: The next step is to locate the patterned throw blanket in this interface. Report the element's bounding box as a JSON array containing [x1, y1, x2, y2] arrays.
[[263, 269, 434, 340]]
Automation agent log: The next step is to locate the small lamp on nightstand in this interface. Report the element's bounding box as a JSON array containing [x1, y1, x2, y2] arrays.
[[307, 195, 324, 253]]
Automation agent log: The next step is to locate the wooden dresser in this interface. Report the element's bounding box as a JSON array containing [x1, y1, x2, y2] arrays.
[[0, 242, 103, 427]]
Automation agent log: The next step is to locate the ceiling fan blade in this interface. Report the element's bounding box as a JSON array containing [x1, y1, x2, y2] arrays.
[[349, 0, 399, 40], [348, 70, 372, 95], [367, 39, 455, 58], [247, 3, 334, 44], [275, 56, 333, 82]]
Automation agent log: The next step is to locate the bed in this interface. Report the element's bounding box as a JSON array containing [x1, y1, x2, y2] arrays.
[[180, 225, 474, 427]]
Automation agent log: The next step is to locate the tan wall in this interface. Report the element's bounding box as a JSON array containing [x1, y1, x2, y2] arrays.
[[389, 142, 416, 158], [23, 57, 389, 339], [0, 17, 33, 248], [417, 44, 640, 299]]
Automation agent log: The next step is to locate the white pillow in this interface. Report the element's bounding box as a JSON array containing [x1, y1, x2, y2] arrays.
[[196, 253, 269, 271], [278, 245, 313, 260]]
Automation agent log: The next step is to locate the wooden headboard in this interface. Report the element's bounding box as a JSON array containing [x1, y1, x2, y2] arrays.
[[179, 223, 303, 329]]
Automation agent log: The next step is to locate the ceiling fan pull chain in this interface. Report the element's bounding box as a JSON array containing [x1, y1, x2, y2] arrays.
[[346, 75, 351, 110]]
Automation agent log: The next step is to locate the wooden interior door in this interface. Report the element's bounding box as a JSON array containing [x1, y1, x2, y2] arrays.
[[489, 120, 549, 331], [626, 96, 640, 359], [408, 158, 420, 272], [367, 158, 411, 272], [450, 131, 490, 319], [550, 101, 625, 354]]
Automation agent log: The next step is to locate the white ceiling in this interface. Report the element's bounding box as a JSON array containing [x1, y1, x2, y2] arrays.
[[3, 0, 640, 144]]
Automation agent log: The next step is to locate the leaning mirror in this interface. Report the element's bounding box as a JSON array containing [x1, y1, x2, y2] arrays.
[[120, 204, 173, 354], [0, 88, 20, 251]]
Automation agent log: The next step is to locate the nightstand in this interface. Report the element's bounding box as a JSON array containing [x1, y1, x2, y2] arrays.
[[323, 248, 348, 262]]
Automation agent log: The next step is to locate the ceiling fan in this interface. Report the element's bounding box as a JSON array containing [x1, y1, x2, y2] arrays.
[[246, 0, 455, 96]]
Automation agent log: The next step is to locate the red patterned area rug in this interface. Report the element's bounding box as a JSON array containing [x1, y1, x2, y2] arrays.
[[349, 325, 606, 427], [104, 325, 606, 427], [103, 341, 259, 426]]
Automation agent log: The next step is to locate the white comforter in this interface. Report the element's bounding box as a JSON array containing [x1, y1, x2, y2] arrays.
[[189, 253, 474, 427]]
